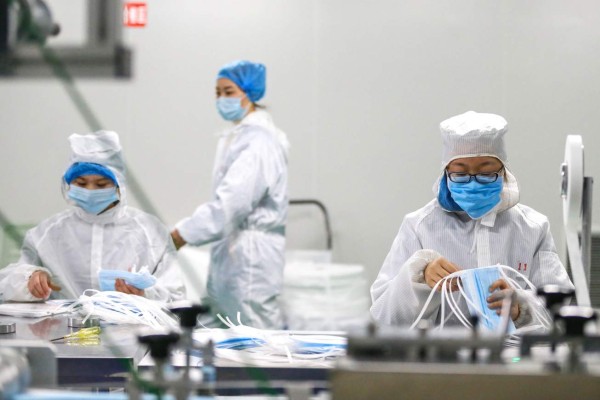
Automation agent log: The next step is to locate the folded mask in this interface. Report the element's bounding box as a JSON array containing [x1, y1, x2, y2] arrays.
[[460, 267, 515, 333], [98, 266, 157, 291]]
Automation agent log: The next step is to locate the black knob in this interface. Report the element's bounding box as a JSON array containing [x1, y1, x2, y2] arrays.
[[169, 300, 210, 329], [169, 301, 210, 329], [138, 330, 180, 360], [537, 285, 574, 312], [555, 306, 597, 337], [469, 314, 479, 330]]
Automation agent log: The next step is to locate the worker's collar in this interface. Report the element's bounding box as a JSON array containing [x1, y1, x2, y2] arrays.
[[449, 208, 498, 227], [480, 208, 498, 227]]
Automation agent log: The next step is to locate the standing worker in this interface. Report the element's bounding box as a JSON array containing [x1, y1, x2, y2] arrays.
[[171, 60, 290, 329]]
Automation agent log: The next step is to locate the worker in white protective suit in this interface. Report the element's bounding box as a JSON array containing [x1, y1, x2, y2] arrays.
[[371, 111, 574, 328], [0, 131, 185, 303], [171, 60, 289, 329]]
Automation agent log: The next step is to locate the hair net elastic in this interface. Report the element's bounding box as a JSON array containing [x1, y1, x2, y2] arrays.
[[217, 60, 266, 102], [440, 111, 508, 167], [63, 162, 118, 185]]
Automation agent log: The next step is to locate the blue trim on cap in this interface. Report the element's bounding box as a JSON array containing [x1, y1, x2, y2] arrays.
[[63, 162, 118, 185]]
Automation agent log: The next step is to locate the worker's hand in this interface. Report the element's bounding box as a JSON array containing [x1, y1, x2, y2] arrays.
[[115, 278, 145, 297], [423, 257, 461, 292], [487, 279, 520, 321], [170, 229, 187, 250], [28, 271, 61, 299]]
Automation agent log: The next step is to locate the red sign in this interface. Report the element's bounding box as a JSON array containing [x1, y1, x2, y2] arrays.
[[123, 2, 147, 27]]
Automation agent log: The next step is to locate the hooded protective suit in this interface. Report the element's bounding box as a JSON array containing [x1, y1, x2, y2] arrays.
[[0, 131, 185, 303], [175, 109, 289, 329], [370, 111, 574, 328]]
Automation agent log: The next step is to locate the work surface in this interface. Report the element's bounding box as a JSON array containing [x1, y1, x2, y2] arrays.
[[0, 313, 147, 386], [0, 311, 335, 392], [8, 305, 600, 398]]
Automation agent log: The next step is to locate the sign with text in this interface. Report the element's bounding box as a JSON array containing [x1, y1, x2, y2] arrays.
[[123, 2, 147, 27]]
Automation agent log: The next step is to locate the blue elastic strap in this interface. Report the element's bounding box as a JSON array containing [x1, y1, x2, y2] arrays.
[[216, 337, 266, 350]]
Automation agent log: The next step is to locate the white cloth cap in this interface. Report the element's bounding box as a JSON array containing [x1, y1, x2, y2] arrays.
[[68, 130, 125, 177], [440, 111, 508, 167]]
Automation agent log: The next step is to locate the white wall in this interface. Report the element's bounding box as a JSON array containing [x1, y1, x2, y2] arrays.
[[1, 0, 600, 287], [313, 0, 600, 283]]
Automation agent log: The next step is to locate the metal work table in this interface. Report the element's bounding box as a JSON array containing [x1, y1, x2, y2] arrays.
[[138, 344, 332, 396], [0, 314, 147, 386], [0, 313, 333, 394]]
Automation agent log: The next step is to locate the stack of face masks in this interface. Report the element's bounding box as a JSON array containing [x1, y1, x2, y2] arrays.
[[460, 267, 515, 333], [410, 265, 549, 335], [193, 313, 346, 366]]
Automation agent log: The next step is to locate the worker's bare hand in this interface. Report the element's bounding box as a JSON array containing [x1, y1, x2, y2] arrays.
[[487, 279, 520, 321], [170, 229, 187, 250], [115, 278, 145, 297], [28, 271, 62, 299], [424, 257, 461, 291]]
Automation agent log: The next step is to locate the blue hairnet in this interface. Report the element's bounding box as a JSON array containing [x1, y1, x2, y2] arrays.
[[64, 162, 118, 186], [217, 60, 266, 102]]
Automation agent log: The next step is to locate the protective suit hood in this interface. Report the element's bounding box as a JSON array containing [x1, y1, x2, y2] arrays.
[[432, 111, 520, 217]]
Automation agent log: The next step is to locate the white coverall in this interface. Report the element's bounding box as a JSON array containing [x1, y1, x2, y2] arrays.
[[175, 110, 289, 329], [0, 131, 185, 303], [370, 169, 574, 327]]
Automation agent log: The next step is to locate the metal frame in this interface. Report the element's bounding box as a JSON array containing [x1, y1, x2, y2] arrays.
[[0, 0, 132, 78], [289, 199, 333, 250], [581, 176, 593, 285]]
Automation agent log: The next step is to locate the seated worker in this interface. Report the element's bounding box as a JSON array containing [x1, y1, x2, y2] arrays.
[[0, 131, 185, 303], [370, 111, 574, 328]]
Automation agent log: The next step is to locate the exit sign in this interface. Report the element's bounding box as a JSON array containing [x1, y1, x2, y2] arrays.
[[123, 2, 147, 27]]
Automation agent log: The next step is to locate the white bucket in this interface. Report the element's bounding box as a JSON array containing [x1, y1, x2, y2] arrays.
[[281, 261, 370, 331]]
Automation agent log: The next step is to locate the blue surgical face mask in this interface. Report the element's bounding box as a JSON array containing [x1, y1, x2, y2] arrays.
[[98, 267, 157, 291], [216, 96, 249, 121], [448, 176, 503, 219], [460, 267, 515, 333], [68, 186, 119, 215]]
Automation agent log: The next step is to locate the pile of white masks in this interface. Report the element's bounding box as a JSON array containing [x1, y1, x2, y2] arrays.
[[194, 313, 346, 367], [65, 289, 179, 329]]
